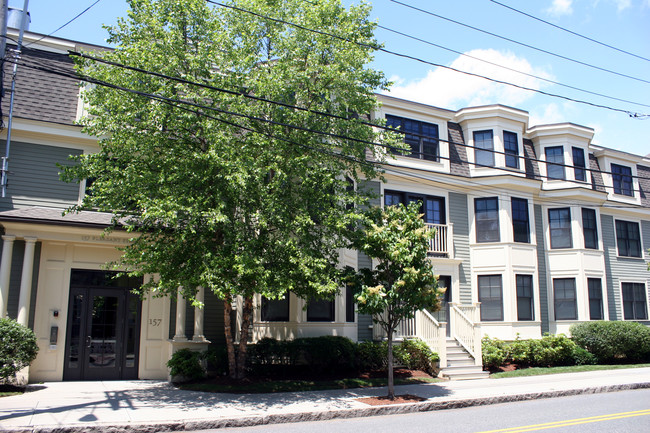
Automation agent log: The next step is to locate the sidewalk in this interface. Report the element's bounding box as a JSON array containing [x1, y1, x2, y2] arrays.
[[2, 367, 649, 433]]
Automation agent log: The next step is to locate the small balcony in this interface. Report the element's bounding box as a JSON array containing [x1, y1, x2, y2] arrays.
[[425, 223, 454, 258]]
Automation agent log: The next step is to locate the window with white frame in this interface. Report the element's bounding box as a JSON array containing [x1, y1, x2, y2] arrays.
[[615, 220, 641, 257], [545, 146, 565, 180], [306, 297, 335, 322], [572, 147, 586, 182], [587, 278, 604, 320], [261, 293, 290, 321], [516, 274, 534, 321], [581, 208, 598, 250], [553, 278, 577, 320], [511, 197, 530, 243], [474, 130, 494, 167], [504, 131, 519, 169], [478, 275, 503, 321], [475, 197, 500, 243], [385, 114, 439, 161], [549, 208, 572, 249], [621, 282, 648, 320], [611, 163, 633, 196]]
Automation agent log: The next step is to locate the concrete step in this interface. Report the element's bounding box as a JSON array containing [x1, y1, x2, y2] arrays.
[[440, 365, 489, 380]]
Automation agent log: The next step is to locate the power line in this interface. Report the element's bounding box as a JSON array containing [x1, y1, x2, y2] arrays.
[[376, 25, 650, 109], [488, 0, 650, 63], [205, 0, 648, 118], [25, 0, 103, 48], [28, 47, 650, 182], [389, 0, 650, 85], [11, 55, 649, 209]]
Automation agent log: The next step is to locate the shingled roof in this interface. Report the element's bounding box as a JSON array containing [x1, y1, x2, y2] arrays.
[[448, 122, 470, 177], [1, 46, 80, 126]]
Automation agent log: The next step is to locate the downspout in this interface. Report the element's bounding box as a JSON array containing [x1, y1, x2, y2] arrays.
[[1, 0, 29, 198]]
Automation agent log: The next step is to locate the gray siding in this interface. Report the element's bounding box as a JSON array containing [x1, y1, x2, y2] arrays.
[[601, 215, 650, 321], [449, 192, 471, 304], [0, 141, 82, 211], [534, 205, 549, 333], [2, 239, 41, 328], [357, 180, 381, 341]]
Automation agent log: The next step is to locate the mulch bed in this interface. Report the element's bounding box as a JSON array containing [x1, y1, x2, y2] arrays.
[[357, 393, 427, 405]]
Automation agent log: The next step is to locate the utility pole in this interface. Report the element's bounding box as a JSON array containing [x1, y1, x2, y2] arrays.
[[1, 0, 29, 198], [0, 0, 8, 66]]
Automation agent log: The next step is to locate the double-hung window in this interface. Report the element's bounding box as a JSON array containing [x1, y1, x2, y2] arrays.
[[384, 190, 446, 224], [572, 147, 586, 182], [511, 197, 530, 243], [261, 293, 290, 321], [307, 297, 335, 322], [475, 197, 500, 242], [615, 220, 641, 257], [549, 208, 572, 249], [611, 164, 633, 196], [516, 275, 534, 321], [386, 115, 439, 161], [504, 131, 519, 168], [587, 278, 604, 320], [545, 146, 565, 180], [478, 275, 503, 321], [581, 208, 598, 249], [474, 130, 494, 167], [621, 283, 648, 320], [553, 278, 577, 320]]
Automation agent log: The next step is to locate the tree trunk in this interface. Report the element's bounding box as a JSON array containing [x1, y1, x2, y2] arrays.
[[386, 326, 395, 400], [236, 296, 254, 379], [223, 298, 237, 379]]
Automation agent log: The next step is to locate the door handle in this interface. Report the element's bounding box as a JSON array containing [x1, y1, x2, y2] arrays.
[[86, 336, 92, 348]]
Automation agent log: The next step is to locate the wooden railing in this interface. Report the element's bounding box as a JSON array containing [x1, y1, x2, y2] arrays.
[[449, 302, 482, 366], [425, 223, 454, 258]]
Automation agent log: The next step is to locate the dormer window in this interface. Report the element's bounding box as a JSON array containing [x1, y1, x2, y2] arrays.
[[572, 147, 586, 182], [385, 114, 439, 162], [504, 131, 519, 168], [611, 163, 633, 196], [474, 130, 494, 167], [545, 146, 565, 180]]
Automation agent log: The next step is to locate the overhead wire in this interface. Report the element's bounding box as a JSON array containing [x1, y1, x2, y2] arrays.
[[389, 0, 650, 85], [487, 0, 650, 63], [205, 0, 648, 118], [11, 52, 650, 201], [24, 0, 104, 48], [10, 52, 650, 209]]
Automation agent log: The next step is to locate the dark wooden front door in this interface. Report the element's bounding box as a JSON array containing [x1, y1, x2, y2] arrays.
[[63, 270, 142, 381]]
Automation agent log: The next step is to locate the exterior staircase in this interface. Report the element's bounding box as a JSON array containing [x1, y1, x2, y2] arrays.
[[439, 338, 488, 380]]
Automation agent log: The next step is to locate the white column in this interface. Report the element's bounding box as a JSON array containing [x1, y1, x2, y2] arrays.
[[16, 237, 37, 326], [173, 287, 187, 341], [0, 235, 15, 317], [192, 286, 206, 342]]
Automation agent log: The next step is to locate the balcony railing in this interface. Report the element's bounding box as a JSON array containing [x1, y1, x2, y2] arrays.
[[425, 223, 454, 258]]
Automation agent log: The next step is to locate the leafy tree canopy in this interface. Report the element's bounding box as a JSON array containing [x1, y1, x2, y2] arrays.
[[61, 0, 394, 378]]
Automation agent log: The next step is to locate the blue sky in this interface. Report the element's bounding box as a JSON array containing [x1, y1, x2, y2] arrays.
[[17, 0, 650, 156]]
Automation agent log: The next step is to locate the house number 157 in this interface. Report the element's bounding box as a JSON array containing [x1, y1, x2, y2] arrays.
[[149, 319, 162, 327]]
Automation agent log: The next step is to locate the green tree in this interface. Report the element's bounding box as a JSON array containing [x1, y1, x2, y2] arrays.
[[62, 0, 391, 379], [0, 318, 39, 383], [347, 202, 443, 399]]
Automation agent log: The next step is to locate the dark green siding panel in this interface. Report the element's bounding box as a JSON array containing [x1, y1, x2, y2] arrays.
[[601, 216, 650, 321], [357, 180, 380, 341], [28, 243, 41, 329], [204, 289, 225, 345], [0, 141, 82, 211], [449, 192, 471, 304], [601, 215, 621, 320], [534, 205, 549, 333], [6, 240, 25, 319]]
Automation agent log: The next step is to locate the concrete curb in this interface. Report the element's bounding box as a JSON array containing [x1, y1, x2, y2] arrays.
[[5, 382, 650, 433]]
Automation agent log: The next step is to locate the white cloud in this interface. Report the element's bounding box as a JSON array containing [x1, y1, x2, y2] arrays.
[[384, 49, 552, 110], [546, 0, 573, 16], [612, 0, 632, 11]]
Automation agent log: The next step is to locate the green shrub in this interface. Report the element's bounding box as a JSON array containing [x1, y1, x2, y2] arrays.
[[570, 321, 650, 363], [204, 346, 228, 376], [394, 338, 439, 375], [356, 340, 387, 371], [571, 346, 597, 365], [0, 318, 39, 383], [481, 336, 507, 370], [528, 334, 577, 367], [167, 349, 205, 381], [300, 336, 357, 374]]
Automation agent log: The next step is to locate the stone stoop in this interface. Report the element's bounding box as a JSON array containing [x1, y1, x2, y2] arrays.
[[440, 338, 489, 380]]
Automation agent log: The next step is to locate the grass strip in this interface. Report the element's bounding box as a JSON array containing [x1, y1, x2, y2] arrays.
[[490, 363, 650, 378]]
